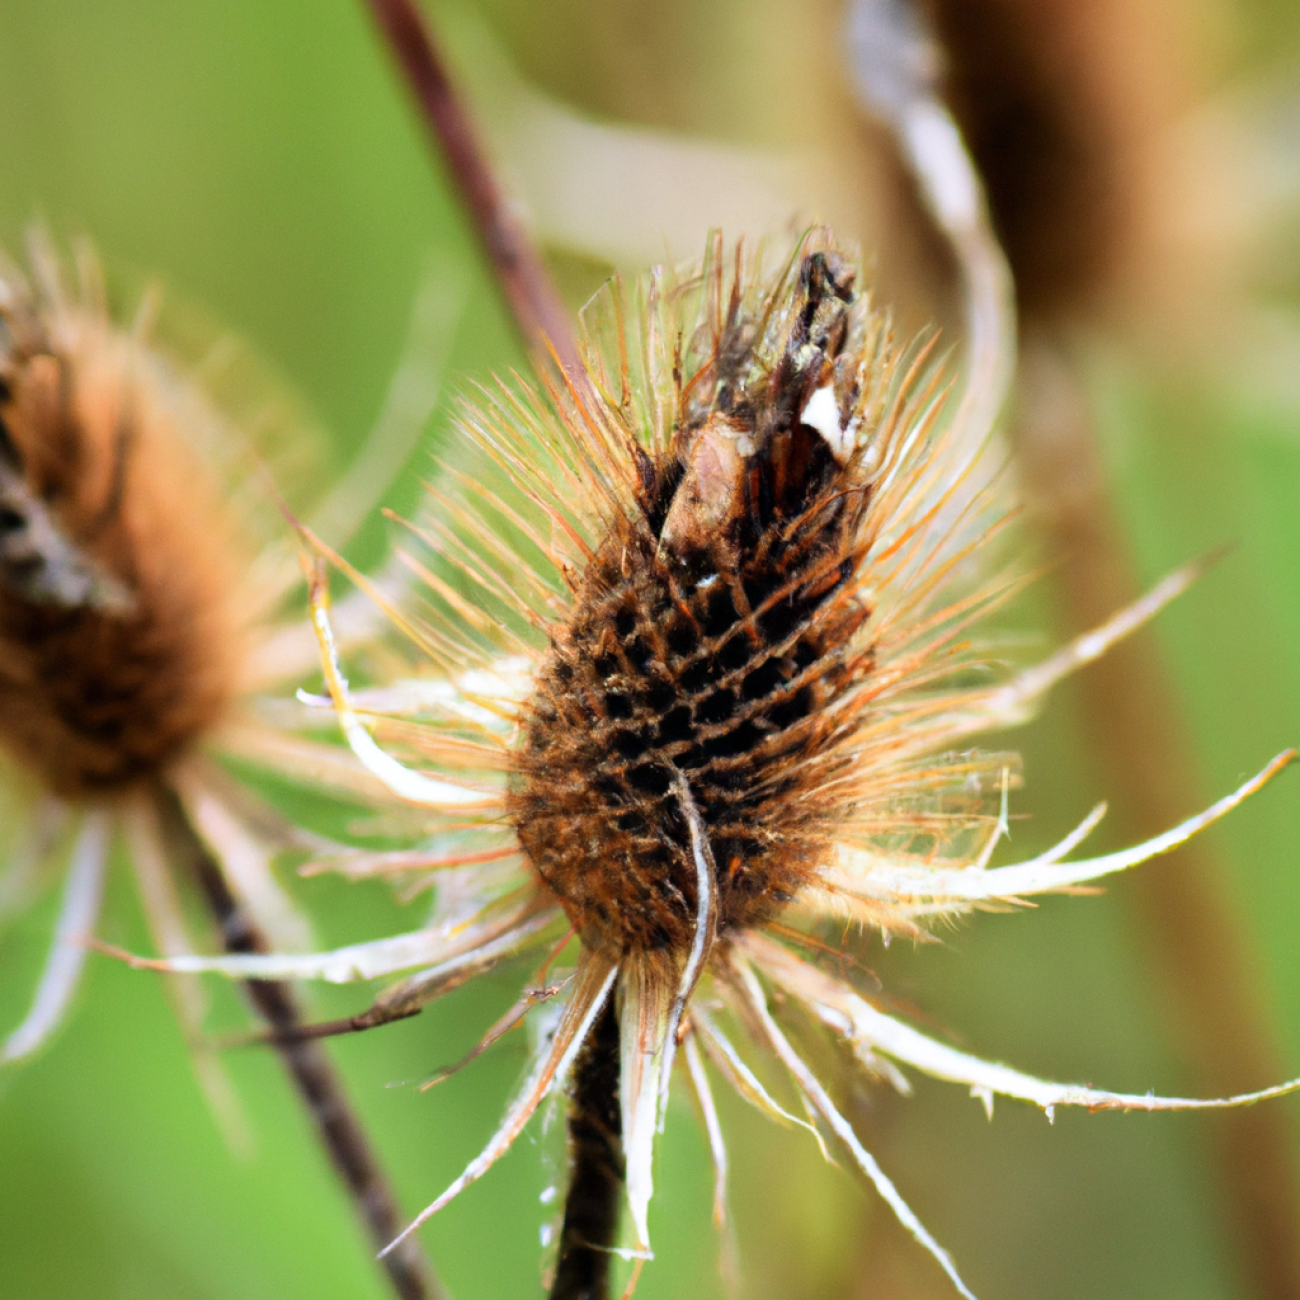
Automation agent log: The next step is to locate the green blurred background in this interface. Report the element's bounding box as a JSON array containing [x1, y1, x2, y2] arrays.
[[2, 2, 1300, 1298]]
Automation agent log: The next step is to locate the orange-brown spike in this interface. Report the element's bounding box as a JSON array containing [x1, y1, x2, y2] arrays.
[[0, 261, 245, 797]]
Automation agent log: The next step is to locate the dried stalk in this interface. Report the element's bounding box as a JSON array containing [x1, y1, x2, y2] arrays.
[[362, 0, 581, 376], [361, 1, 626, 1280], [157, 785, 447, 1300], [1015, 342, 1300, 1299], [548, 999, 624, 1300]]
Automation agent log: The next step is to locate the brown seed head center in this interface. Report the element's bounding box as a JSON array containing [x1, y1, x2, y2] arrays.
[[511, 252, 875, 956], [0, 292, 244, 797]]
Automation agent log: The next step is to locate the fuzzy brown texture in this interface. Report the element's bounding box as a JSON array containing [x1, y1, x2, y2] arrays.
[[511, 253, 874, 957], [0, 295, 244, 796]]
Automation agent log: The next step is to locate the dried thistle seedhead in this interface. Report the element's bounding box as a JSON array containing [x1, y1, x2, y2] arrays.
[[513, 248, 876, 955], [0, 241, 449, 1297], [0, 236, 432, 1064], [0, 252, 246, 796], [160, 228, 1298, 1299]]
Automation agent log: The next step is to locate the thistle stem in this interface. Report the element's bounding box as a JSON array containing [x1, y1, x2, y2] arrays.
[[156, 786, 447, 1300], [549, 997, 624, 1300], [362, 0, 581, 377]]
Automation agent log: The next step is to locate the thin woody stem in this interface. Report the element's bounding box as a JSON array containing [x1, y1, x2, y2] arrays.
[[549, 997, 623, 1300], [155, 786, 447, 1300], [362, 0, 582, 377], [362, 4, 624, 1283]]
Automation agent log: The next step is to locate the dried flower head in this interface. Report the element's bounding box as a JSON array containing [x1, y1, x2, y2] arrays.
[[0, 236, 427, 1082], [157, 229, 1297, 1297]]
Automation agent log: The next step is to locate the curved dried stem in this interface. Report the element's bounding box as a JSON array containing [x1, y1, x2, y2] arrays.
[[848, 4, 1300, 1293], [846, 0, 1015, 462]]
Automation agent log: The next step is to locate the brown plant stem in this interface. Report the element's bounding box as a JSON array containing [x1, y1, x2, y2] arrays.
[[549, 998, 624, 1300], [155, 785, 447, 1300], [1015, 340, 1300, 1300], [361, 7, 626, 1286], [362, 0, 581, 377]]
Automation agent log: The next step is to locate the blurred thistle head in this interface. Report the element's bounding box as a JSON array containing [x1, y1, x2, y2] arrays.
[[0, 242, 252, 797], [160, 228, 1296, 1296], [0, 233, 435, 1093]]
